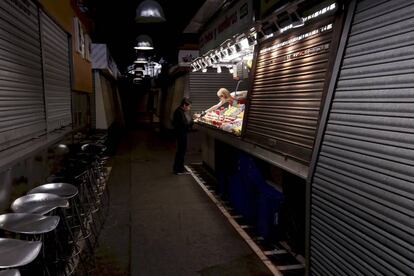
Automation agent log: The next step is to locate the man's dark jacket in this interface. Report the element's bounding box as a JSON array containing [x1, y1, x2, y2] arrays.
[[172, 107, 192, 133]]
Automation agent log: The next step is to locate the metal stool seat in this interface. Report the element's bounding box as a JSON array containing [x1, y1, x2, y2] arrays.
[[0, 269, 20, 276], [0, 238, 42, 268], [81, 143, 107, 155], [0, 213, 59, 235], [0, 214, 59, 275], [26, 183, 88, 243], [28, 183, 78, 200], [54, 144, 70, 156], [10, 193, 69, 215]]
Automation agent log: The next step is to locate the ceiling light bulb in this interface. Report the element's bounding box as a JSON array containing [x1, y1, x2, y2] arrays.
[[239, 38, 249, 50], [227, 47, 234, 56]]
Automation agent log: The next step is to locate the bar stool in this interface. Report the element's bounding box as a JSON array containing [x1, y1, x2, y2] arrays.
[[54, 144, 70, 156], [78, 147, 109, 220], [0, 213, 59, 275], [27, 183, 96, 274], [0, 269, 20, 276], [10, 194, 72, 275], [81, 143, 107, 154], [28, 183, 78, 201], [0, 238, 42, 271], [44, 163, 103, 239], [0, 213, 59, 236], [27, 183, 96, 248], [10, 193, 68, 215]]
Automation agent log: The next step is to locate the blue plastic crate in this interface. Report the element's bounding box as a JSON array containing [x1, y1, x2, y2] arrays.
[[256, 183, 284, 243]]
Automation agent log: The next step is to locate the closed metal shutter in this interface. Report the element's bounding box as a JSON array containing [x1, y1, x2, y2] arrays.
[[243, 17, 336, 165], [0, 0, 46, 150], [40, 10, 72, 131], [189, 70, 248, 113], [73, 91, 90, 129], [310, 0, 414, 274]]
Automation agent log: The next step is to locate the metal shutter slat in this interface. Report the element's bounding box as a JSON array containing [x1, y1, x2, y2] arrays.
[[0, 0, 46, 150], [310, 1, 414, 274], [40, 11, 72, 131], [244, 17, 336, 165]]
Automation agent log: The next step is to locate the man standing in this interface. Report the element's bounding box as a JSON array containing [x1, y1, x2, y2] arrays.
[[172, 97, 193, 175]]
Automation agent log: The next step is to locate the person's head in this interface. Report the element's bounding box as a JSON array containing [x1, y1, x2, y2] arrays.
[[180, 97, 192, 111], [217, 88, 231, 101]]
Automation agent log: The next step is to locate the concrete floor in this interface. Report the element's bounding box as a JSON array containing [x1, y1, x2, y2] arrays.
[[94, 129, 272, 276]]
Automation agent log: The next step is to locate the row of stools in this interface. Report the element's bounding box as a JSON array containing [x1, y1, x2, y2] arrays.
[[0, 135, 110, 276]]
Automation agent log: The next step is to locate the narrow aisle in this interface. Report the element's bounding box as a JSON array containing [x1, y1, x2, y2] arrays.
[[95, 130, 272, 276]]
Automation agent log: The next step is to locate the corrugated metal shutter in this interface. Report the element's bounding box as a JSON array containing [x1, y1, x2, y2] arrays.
[[243, 18, 336, 165], [0, 0, 46, 150], [189, 70, 248, 113], [310, 0, 414, 274], [40, 10, 72, 131]]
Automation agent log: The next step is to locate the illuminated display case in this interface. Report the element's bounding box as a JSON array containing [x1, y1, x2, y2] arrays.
[[195, 100, 246, 136]]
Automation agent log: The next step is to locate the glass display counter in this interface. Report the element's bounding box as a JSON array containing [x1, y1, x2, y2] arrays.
[[195, 103, 245, 136]]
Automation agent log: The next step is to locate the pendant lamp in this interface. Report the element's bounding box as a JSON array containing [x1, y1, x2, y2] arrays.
[[134, 58, 148, 64], [135, 0, 166, 23], [134, 35, 154, 50], [134, 52, 148, 63]]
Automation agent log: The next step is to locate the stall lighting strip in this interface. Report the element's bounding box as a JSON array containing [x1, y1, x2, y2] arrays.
[[261, 23, 332, 54], [261, 3, 336, 42], [185, 165, 284, 276], [191, 31, 257, 72], [303, 3, 336, 23], [280, 3, 336, 34]]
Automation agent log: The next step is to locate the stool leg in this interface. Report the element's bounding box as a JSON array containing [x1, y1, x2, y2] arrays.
[[58, 208, 88, 276]]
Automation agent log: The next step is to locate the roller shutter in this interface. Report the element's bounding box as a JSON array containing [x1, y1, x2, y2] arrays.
[[0, 0, 46, 150], [310, 0, 414, 274], [243, 17, 337, 165], [189, 70, 248, 113], [40, 10, 72, 131]]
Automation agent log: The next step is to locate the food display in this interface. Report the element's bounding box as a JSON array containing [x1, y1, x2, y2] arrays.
[[194, 104, 245, 136]]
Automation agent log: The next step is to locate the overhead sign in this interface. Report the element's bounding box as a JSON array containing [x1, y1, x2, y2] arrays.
[[200, 0, 253, 55], [178, 50, 199, 67]]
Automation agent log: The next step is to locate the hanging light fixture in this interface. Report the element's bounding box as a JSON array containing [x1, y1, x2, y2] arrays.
[[133, 77, 143, 85], [134, 35, 154, 50], [134, 57, 148, 64], [134, 52, 148, 63], [135, 0, 166, 23]]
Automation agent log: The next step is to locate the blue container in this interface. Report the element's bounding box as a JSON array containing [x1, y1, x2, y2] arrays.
[[216, 172, 229, 199], [240, 154, 267, 190], [239, 176, 259, 225], [228, 173, 243, 214], [256, 183, 284, 243], [237, 154, 262, 224]]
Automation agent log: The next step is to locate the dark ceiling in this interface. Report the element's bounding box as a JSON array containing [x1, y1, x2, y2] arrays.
[[88, 0, 207, 72]]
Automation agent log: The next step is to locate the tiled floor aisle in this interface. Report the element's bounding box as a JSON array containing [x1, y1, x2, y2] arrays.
[[94, 130, 272, 276]]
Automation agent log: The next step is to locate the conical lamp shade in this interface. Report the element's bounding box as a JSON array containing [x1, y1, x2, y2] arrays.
[[134, 35, 154, 50], [135, 0, 166, 23]]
